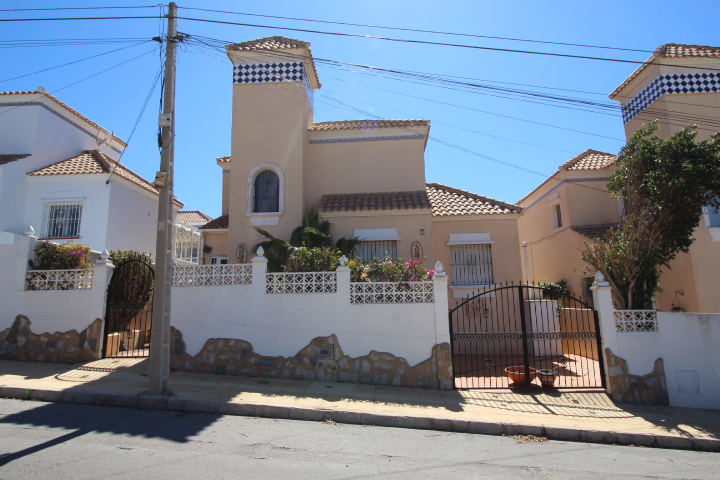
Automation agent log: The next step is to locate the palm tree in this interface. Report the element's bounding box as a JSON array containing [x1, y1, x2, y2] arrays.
[[252, 208, 361, 271]]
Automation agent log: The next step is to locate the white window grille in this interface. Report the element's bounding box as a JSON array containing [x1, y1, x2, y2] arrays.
[[451, 244, 493, 285], [355, 241, 397, 261], [614, 310, 658, 332], [26, 269, 93, 290], [171, 264, 252, 286], [42, 203, 82, 239], [350, 281, 434, 304], [266, 272, 337, 293]]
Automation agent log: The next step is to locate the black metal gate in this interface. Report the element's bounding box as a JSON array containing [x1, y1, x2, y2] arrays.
[[449, 283, 605, 389], [103, 259, 154, 358]]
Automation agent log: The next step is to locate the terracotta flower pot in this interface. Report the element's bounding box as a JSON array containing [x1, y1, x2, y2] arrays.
[[505, 366, 538, 384]]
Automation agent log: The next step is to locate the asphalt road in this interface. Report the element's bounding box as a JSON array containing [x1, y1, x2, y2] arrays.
[[0, 398, 717, 479]]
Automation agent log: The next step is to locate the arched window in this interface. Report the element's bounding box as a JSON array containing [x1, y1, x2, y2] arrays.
[[253, 170, 279, 212]]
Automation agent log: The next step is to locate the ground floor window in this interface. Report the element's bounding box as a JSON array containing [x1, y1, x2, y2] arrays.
[[355, 241, 397, 261], [210, 256, 228, 265], [707, 203, 720, 228], [175, 224, 202, 264], [42, 202, 82, 239], [450, 244, 493, 285]]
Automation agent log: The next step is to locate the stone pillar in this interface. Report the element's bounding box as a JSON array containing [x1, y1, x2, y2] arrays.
[[591, 270, 618, 390], [336, 255, 351, 306], [433, 261, 450, 345], [16, 228, 37, 291], [251, 246, 268, 296]]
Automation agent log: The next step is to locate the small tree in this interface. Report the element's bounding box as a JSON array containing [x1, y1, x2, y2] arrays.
[[582, 123, 720, 309]]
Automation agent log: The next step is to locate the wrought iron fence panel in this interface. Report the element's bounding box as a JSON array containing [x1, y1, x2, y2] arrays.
[[171, 264, 252, 286], [266, 272, 337, 293], [614, 310, 658, 332], [26, 269, 94, 290], [448, 284, 605, 390], [350, 281, 434, 304]]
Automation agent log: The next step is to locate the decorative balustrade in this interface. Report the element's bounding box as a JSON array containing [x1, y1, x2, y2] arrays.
[[172, 264, 252, 287], [26, 269, 94, 290], [350, 281, 434, 304], [614, 310, 658, 332], [266, 272, 337, 293]]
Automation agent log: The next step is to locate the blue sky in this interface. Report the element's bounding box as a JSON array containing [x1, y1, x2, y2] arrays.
[[1, 1, 718, 218]]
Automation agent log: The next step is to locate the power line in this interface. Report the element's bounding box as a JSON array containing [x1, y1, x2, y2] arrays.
[[0, 5, 159, 12], [178, 6, 654, 55], [0, 41, 151, 84]]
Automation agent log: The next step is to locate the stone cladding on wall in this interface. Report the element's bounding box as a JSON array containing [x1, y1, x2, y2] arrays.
[[0, 315, 102, 363], [170, 328, 453, 390], [605, 348, 669, 406]]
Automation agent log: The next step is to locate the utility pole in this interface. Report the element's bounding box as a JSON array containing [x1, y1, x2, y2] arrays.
[[149, 2, 178, 395]]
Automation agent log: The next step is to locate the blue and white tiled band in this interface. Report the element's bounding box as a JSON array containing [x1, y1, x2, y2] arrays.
[[622, 72, 720, 124]]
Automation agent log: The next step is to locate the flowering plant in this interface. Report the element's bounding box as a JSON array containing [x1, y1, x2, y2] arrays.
[[285, 247, 343, 272], [30, 241, 92, 270], [350, 256, 433, 282]]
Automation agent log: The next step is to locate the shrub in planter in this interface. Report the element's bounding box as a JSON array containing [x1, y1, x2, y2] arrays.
[[350, 256, 433, 283], [31, 241, 92, 270], [285, 247, 342, 272]]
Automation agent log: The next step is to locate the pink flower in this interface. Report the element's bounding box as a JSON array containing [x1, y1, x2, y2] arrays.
[[428, 270, 436, 275], [404, 262, 410, 266]]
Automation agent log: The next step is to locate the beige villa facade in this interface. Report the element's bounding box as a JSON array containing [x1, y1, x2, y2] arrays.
[[197, 36, 523, 301], [519, 44, 720, 313]]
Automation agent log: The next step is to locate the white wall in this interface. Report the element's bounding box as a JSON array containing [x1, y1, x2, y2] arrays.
[[171, 260, 450, 366], [0, 237, 111, 348], [105, 181, 160, 257], [24, 175, 112, 251], [594, 276, 720, 409]]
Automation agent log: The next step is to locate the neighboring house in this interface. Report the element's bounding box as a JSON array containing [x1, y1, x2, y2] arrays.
[[199, 36, 523, 296], [175, 211, 211, 265], [0, 89, 182, 256], [519, 43, 720, 313]]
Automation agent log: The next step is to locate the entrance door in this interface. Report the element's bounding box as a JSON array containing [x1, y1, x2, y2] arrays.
[[103, 260, 154, 358], [449, 284, 605, 389]]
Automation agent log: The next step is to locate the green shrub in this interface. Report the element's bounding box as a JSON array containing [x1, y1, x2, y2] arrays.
[[538, 279, 569, 301], [285, 247, 342, 272], [31, 241, 92, 270], [108, 250, 153, 268], [349, 256, 433, 282]]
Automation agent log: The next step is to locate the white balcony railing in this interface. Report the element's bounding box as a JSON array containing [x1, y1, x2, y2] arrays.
[[614, 310, 658, 332], [171, 264, 252, 287], [351, 281, 434, 304], [26, 269, 94, 290], [266, 272, 337, 294]]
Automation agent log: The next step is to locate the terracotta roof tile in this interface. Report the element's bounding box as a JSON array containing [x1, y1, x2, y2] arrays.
[[561, 149, 617, 171], [610, 43, 720, 99], [426, 183, 521, 216], [228, 36, 310, 51], [319, 191, 431, 213], [310, 119, 429, 132], [199, 215, 229, 229], [177, 211, 213, 224], [26, 150, 183, 207], [571, 224, 618, 240], [0, 153, 30, 165], [0, 90, 126, 147], [216, 155, 231, 164]]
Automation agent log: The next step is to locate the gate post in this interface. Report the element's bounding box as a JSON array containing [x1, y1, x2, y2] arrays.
[[433, 262, 450, 346], [591, 271, 617, 389], [94, 250, 115, 359]]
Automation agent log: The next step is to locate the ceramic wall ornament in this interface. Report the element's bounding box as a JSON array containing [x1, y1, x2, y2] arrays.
[[236, 243, 247, 263], [411, 241, 423, 261]]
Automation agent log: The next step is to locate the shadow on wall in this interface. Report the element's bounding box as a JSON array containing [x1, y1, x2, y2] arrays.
[[169, 328, 453, 390]]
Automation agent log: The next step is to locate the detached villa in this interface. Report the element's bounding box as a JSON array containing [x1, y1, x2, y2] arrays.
[[198, 36, 523, 302]]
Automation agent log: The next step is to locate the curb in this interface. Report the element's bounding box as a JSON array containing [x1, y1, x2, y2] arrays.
[[3, 385, 718, 453]]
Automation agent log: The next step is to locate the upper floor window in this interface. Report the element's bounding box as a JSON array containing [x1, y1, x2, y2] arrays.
[[553, 204, 563, 229], [254, 170, 279, 213], [42, 202, 82, 239]]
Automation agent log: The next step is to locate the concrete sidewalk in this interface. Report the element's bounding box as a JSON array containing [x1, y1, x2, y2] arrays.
[[1, 358, 719, 452]]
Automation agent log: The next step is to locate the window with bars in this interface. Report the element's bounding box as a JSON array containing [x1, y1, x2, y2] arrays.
[[355, 241, 397, 261], [253, 170, 279, 213], [42, 203, 82, 239], [450, 244, 494, 285]]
